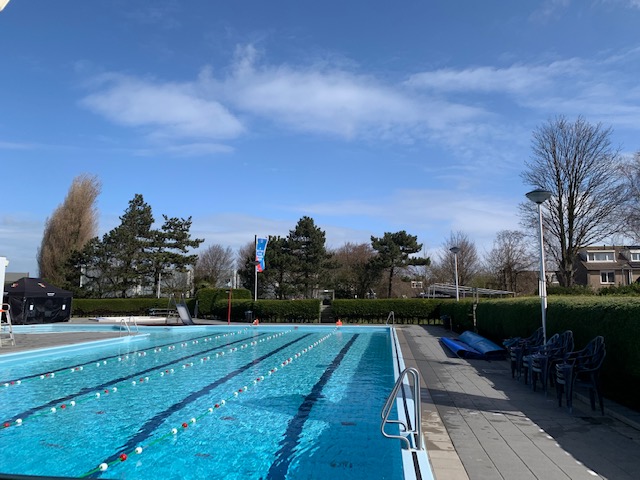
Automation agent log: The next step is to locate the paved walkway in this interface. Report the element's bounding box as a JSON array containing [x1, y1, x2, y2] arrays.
[[2, 322, 640, 479], [397, 324, 640, 480]]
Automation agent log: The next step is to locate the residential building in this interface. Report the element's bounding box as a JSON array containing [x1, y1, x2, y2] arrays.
[[574, 245, 640, 290]]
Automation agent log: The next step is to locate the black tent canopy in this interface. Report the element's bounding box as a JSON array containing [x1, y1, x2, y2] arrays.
[[3, 277, 72, 324]]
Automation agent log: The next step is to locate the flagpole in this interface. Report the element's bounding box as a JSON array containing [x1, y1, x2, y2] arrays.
[[254, 235, 258, 300]]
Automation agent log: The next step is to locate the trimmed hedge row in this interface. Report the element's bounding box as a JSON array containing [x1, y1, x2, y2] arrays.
[[332, 299, 441, 324], [207, 299, 322, 323], [194, 288, 252, 318], [451, 296, 640, 411], [72, 298, 168, 317]]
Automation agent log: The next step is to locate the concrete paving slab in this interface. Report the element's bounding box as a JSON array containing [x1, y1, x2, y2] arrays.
[[397, 324, 640, 480]]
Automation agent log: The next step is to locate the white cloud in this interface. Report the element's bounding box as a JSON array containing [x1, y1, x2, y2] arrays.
[[80, 46, 488, 151], [405, 60, 581, 96], [78, 44, 640, 164], [81, 74, 245, 141]]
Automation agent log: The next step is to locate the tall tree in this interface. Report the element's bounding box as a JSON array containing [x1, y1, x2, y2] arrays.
[[433, 231, 480, 287], [370, 231, 429, 298], [485, 230, 534, 293], [73, 194, 202, 298], [329, 242, 380, 299], [149, 215, 203, 296], [521, 116, 626, 287], [38, 174, 101, 288], [236, 241, 259, 296], [262, 235, 295, 300], [104, 194, 155, 298], [195, 244, 235, 288], [621, 151, 640, 242], [288, 216, 331, 298]]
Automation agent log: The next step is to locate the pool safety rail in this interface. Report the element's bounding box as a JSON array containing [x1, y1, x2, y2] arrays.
[[0, 304, 16, 347], [120, 316, 139, 336], [381, 367, 423, 450], [386, 311, 395, 325]]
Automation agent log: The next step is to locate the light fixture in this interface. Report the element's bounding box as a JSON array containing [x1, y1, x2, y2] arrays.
[[526, 189, 552, 342], [449, 246, 460, 302]]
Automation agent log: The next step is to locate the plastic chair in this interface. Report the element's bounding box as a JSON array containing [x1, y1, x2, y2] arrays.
[[522, 333, 559, 386], [555, 336, 606, 414], [530, 330, 574, 393], [505, 327, 544, 380]]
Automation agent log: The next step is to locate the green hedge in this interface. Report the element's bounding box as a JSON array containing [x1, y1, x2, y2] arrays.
[[72, 298, 168, 317], [194, 288, 252, 318], [209, 299, 321, 323], [332, 299, 441, 324], [474, 296, 640, 410]]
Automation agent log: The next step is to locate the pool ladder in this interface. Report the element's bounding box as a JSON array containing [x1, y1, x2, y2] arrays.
[[381, 367, 423, 450], [1, 303, 16, 347], [120, 316, 139, 336], [386, 311, 395, 325]]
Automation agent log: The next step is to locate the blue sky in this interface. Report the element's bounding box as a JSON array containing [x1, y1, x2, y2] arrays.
[[2, 0, 640, 275]]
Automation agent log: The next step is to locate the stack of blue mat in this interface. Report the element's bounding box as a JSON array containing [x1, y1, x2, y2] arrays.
[[440, 331, 506, 360]]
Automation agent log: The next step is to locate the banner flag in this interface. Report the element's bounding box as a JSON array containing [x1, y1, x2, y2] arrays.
[[255, 237, 268, 272]]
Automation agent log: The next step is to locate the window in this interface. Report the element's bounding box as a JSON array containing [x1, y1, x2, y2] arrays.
[[600, 271, 615, 284], [587, 251, 615, 262], [630, 252, 640, 262], [411, 280, 423, 289]]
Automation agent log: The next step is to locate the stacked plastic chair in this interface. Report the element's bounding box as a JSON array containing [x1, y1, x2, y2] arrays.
[[522, 333, 560, 386], [555, 336, 606, 414], [529, 330, 574, 393], [504, 327, 544, 381]]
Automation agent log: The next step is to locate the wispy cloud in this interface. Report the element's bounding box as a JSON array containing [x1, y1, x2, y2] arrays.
[[79, 43, 640, 162], [79, 45, 487, 152], [81, 73, 245, 142], [0, 140, 37, 150], [405, 60, 581, 96]]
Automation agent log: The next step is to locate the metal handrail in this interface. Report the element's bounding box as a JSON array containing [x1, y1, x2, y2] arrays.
[[381, 367, 423, 450], [1, 303, 16, 347], [119, 316, 139, 336], [386, 311, 395, 325]]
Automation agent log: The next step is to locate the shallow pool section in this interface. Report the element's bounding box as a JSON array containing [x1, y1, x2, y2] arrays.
[[0, 325, 430, 479]]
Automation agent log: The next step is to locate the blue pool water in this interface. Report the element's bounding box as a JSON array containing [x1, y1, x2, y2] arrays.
[[0, 326, 415, 479]]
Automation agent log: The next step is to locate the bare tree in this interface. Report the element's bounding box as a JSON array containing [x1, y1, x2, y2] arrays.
[[38, 174, 101, 287], [620, 151, 640, 241], [433, 231, 480, 287], [194, 244, 235, 288], [521, 116, 626, 287], [485, 230, 534, 293]]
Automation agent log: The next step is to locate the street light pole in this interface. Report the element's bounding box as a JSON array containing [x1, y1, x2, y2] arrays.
[[450, 246, 460, 301], [526, 188, 552, 343]]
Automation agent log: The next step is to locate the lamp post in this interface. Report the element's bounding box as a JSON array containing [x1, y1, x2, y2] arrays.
[[450, 246, 460, 301], [526, 188, 552, 343]]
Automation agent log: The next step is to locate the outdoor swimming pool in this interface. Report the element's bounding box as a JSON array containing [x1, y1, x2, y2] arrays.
[[0, 325, 431, 479]]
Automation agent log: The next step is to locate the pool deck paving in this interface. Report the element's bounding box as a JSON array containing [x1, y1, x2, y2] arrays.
[[2, 320, 640, 480], [397, 324, 640, 480]]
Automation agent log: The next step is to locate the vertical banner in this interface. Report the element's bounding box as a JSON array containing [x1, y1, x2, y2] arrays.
[[255, 237, 268, 272]]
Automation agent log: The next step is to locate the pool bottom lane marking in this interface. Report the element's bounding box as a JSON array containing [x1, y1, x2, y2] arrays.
[[84, 333, 317, 478], [266, 334, 359, 480]]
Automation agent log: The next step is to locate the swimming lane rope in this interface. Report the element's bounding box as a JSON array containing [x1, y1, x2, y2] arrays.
[[1, 330, 290, 430], [1, 328, 251, 389], [79, 329, 337, 477]]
